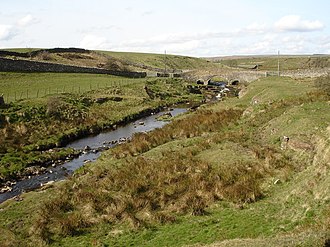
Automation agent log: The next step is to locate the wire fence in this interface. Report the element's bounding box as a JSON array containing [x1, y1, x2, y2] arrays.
[[1, 80, 137, 103]]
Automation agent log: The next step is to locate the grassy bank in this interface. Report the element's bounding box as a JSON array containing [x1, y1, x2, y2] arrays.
[[0, 73, 329, 246], [0, 73, 202, 183]]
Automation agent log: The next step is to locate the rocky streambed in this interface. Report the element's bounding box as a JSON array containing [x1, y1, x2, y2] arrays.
[[0, 107, 188, 203]]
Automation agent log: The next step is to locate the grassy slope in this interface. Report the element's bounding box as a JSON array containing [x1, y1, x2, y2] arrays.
[[214, 55, 330, 71], [97, 50, 213, 71], [0, 48, 41, 53], [0, 72, 138, 102], [1, 74, 329, 246], [96, 76, 329, 247], [0, 48, 214, 73]]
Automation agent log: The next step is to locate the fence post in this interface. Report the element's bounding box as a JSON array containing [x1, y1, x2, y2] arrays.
[[0, 94, 4, 106]]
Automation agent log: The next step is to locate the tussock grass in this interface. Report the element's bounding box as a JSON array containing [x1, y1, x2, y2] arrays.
[[2, 74, 330, 246], [28, 105, 299, 244], [0, 228, 19, 247], [112, 109, 242, 157], [27, 82, 327, 245], [31, 152, 266, 242], [29, 108, 268, 242], [315, 73, 330, 95]]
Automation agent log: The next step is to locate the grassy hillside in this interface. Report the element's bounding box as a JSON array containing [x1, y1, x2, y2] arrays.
[[213, 55, 330, 71], [0, 48, 214, 73], [0, 48, 41, 53], [1, 72, 329, 246], [98, 50, 214, 71]]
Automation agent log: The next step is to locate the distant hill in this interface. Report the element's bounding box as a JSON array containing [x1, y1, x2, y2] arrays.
[[207, 54, 330, 71], [0, 48, 213, 74]]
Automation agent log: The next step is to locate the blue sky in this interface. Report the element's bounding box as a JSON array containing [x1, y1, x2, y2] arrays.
[[0, 0, 329, 56]]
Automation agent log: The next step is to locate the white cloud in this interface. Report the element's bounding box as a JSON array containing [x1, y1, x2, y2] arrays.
[[165, 40, 201, 54], [17, 14, 38, 27], [245, 22, 268, 33], [0, 15, 39, 43], [317, 35, 330, 46], [112, 40, 202, 56], [303, 35, 330, 54], [79, 34, 108, 49], [68, 19, 329, 56], [274, 15, 324, 32], [279, 35, 307, 53], [238, 35, 278, 55], [142, 10, 154, 16], [115, 27, 271, 56], [77, 25, 120, 34], [120, 30, 239, 49], [0, 24, 16, 40]]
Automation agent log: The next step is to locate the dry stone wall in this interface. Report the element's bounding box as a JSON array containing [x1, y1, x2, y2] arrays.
[[0, 48, 90, 58], [0, 57, 146, 78]]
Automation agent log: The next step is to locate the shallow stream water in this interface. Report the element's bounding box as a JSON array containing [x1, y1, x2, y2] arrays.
[[0, 108, 187, 203]]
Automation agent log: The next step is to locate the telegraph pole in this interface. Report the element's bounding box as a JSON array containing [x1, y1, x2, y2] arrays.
[[164, 50, 167, 73], [277, 50, 280, 76]]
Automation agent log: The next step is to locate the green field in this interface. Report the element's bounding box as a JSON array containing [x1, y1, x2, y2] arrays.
[[0, 72, 145, 102], [0, 48, 41, 53]]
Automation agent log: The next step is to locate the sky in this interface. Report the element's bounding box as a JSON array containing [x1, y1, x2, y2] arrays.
[[0, 0, 329, 57]]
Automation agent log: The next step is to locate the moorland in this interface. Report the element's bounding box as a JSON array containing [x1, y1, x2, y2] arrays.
[[0, 48, 329, 247]]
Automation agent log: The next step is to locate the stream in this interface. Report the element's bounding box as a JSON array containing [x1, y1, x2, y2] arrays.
[[0, 107, 188, 203]]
